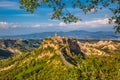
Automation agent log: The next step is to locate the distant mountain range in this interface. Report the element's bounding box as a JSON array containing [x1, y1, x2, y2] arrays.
[[1, 30, 120, 40]]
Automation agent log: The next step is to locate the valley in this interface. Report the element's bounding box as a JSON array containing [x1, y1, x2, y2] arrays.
[[0, 39, 42, 59]]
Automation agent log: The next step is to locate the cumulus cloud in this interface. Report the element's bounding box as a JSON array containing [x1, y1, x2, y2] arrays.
[[33, 24, 41, 27], [0, 22, 8, 26], [32, 23, 54, 28], [59, 18, 111, 28], [0, 22, 18, 28], [0, 18, 113, 32], [0, 22, 8, 28], [0, 22, 54, 29], [59, 22, 66, 26]]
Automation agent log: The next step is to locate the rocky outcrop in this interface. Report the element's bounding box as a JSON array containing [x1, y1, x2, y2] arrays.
[[39, 35, 120, 65], [79, 40, 120, 55], [39, 35, 120, 60], [41, 36, 84, 55], [7, 48, 22, 54], [38, 36, 85, 66]]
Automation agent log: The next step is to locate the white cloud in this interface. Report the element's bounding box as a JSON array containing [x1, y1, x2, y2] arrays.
[[0, 22, 18, 28], [0, 1, 19, 9], [34, 24, 41, 27], [48, 24, 53, 27], [59, 22, 66, 26], [0, 22, 8, 25], [0, 22, 54, 29], [0, 22, 8, 28], [33, 23, 54, 28], [59, 18, 111, 28], [0, 18, 114, 32], [87, 8, 97, 14], [48, 19, 59, 22]]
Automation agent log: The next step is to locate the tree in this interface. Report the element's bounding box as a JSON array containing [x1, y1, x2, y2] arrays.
[[20, 0, 120, 33]]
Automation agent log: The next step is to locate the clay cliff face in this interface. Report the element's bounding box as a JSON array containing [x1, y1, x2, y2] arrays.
[[41, 36, 84, 57], [38, 35, 120, 66], [40, 35, 120, 58]]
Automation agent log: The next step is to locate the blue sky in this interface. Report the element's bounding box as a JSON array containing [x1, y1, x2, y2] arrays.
[[0, 0, 115, 36]]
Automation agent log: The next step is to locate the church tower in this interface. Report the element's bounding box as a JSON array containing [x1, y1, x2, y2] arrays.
[[54, 33, 58, 37]]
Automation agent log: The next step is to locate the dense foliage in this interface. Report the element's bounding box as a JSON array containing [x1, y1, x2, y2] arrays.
[[76, 54, 120, 80]]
